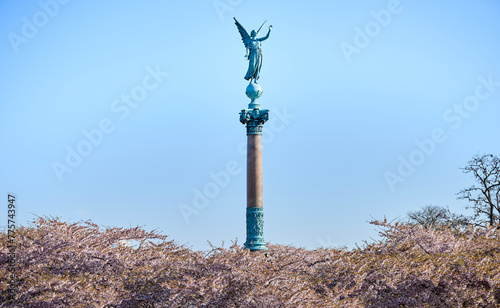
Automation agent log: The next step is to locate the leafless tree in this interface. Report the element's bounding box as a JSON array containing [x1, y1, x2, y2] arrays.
[[457, 153, 500, 227], [406, 205, 470, 230]]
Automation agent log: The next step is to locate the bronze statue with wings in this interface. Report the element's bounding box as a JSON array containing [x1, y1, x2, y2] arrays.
[[234, 17, 272, 84]]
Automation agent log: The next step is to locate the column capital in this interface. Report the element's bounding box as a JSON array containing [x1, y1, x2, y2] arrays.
[[239, 108, 269, 135]]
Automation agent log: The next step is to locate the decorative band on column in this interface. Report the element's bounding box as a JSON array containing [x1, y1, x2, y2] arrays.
[[239, 108, 269, 135], [244, 207, 268, 251]]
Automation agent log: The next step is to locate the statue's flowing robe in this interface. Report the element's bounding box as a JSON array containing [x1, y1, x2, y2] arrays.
[[245, 40, 262, 81]]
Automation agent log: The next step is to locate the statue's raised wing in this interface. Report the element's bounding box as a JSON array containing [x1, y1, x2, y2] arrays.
[[234, 17, 250, 49]]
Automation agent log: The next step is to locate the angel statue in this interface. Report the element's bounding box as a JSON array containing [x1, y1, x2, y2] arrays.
[[234, 17, 272, 84]]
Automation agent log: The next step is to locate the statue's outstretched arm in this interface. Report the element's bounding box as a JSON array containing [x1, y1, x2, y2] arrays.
[[257, 26, 272, 42]]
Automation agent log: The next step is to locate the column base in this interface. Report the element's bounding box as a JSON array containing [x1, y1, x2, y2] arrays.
[[244, 207, 268, 251], [244, 242, 268, 251]]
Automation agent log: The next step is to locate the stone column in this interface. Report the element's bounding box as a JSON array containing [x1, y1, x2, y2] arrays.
[[240, 83, 269, 251], [247, 134, 263, 208]]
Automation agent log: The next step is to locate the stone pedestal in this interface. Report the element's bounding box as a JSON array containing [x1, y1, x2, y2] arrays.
[[239, 82, 269, 251]]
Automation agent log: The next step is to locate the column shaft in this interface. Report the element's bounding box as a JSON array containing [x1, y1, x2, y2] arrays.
[[247, 134, 263, 208]]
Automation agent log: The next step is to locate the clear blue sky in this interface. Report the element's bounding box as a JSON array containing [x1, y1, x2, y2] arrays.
[[1, 0, 499, 251]]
